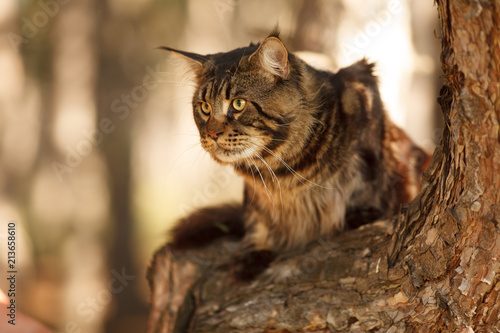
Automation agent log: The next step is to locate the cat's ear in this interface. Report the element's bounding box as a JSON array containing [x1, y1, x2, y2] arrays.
[[250, 36, 290, 79], [159, 46, 209, 72]]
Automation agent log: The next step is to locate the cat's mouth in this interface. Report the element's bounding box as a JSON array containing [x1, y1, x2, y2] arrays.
[[212, 144, 252, 164], [202, 140, 253, 164], [201, 136, 267, 164]]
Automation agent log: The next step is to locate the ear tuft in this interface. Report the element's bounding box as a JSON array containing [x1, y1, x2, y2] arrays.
[[158, 46, 208, 71], [268, 25, 280, 38], [253, 37, 289, 79]]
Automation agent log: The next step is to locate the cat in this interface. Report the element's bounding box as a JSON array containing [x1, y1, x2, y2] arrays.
[[162, 30, 430, 281]]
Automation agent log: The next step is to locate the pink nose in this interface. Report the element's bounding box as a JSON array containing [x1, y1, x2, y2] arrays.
[[207, 131, 223, 140]]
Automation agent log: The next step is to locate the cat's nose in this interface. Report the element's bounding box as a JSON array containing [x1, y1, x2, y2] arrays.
[[207, 131, 223, 140]]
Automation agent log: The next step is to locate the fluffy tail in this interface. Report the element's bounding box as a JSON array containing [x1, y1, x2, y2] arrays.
[[169, 203, 245, 250]]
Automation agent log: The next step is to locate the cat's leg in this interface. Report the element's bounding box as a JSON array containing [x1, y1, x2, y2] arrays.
[[171, 203, 275, 282], [230, 249, 276, 282], [345, 207, 385, 229], [229, 218, 277, 282], [169, 203, 245, 250]]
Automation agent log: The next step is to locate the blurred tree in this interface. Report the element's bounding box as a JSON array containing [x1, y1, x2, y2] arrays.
[[146, 1, 500, 332], [40, 0, 110, 331], [94, 1, 151, 332], [291, 0, 343, 63], [406, 0, 442, 149]]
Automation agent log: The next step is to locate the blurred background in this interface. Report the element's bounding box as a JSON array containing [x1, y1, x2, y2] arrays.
[[0, 0, 441, 332]]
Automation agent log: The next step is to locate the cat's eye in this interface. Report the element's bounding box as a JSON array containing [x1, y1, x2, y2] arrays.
[[232, 99, 246, 112], [200, 102, 212, 116]]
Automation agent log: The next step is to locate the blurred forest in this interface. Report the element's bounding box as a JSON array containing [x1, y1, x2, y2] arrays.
[[0, 0, 440, 332]]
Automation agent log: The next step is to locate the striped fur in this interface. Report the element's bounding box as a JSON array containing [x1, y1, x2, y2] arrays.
[[164, 33, 430, 280]]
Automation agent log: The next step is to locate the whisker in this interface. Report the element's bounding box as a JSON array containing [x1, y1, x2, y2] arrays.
[[247, 153, 275, 210], [246, 146, 283, 213], [160, 142, 205, 196], [241, 151, 258, 205], [247, 140, 335, 191]]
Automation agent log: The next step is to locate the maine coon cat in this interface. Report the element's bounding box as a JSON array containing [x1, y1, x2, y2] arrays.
[[162, 31, 430, 281]]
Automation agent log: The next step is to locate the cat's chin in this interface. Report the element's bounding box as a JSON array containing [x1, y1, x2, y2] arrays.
[[209, 146, 252, 165]]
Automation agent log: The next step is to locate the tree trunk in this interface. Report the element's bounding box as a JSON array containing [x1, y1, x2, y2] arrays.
[[146, 1, 500, 332]]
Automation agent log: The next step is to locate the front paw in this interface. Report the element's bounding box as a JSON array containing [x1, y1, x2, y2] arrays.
[[229, 250, 276, 282]]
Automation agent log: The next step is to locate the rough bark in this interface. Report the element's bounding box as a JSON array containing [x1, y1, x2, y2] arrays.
[[146, 1, 500, 332]]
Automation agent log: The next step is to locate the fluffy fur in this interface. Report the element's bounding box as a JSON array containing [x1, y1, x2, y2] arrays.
[[163, 32, 430, 281]]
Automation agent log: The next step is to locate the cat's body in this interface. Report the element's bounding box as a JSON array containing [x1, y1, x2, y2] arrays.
[[164, 32, 430, 280]]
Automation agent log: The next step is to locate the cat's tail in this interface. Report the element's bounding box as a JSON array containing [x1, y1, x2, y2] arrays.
[[169, 203, 245, 250]]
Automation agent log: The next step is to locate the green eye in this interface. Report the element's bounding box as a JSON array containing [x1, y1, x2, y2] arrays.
[[200, 102, 212, 115], [232, 99, 246, 112]]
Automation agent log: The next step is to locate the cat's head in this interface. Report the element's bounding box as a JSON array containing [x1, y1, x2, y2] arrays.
[[163, 33, 311, 167]]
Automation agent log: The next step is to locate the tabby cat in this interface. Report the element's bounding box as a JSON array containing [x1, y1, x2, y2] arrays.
[[163, 31, 430, 281]]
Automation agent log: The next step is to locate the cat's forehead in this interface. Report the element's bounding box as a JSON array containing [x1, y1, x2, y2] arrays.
[[205, 45, 259, 75]]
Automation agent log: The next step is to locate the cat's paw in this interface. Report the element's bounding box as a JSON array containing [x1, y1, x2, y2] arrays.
[[345, 207, 384, 229], [229, 250, 276, 282]]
